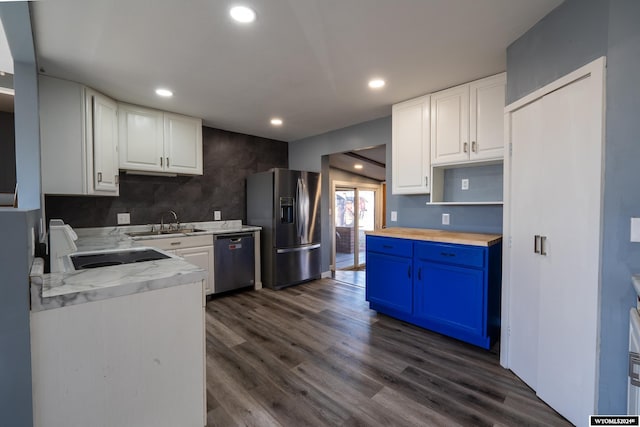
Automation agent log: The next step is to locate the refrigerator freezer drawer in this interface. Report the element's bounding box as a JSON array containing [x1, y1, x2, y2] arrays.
[[270, 245, 321, 289]]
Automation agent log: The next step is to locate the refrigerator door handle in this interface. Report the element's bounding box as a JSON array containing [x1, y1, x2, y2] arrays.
[[296, 177, 309, 243], [276, 243, 321, 254]]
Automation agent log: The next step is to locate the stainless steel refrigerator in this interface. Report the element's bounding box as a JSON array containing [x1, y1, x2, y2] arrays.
[[247, 168, 321, 289]]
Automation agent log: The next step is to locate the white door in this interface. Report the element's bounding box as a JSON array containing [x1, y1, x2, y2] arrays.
[[163, 113, 203, 175], [535, 74, 602, 424], [470, 73, 505, 161], [507, 99, 545, 389], [506, 58, 604, 426], [178, 246, 213, 295], [431, 85, 469, 165], [91, 93, 119, 194], [391, 96, 430, 194], [118, 103, 164, 172]]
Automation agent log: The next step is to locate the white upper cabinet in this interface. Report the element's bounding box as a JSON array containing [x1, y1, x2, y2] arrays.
[[470, 73, 506, 160], [90, 91, 119, 193], [40, 76, 119, 196], [118, 104, 164, 172], [119, 105, 203, 175], [391, 95, 431, 195], [430, 85, 469, 165], [431, 73, 506, 165], [163, 113, 203, 175]]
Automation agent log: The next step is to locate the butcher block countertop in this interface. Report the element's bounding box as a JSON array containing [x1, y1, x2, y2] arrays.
[[366, 227, 502, 247]]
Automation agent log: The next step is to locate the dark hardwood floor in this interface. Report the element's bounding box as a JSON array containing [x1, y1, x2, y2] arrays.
[[205, 279, 570, 426]]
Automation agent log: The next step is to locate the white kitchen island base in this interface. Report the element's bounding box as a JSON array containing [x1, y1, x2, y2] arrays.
[[30, 280, 205, 427]]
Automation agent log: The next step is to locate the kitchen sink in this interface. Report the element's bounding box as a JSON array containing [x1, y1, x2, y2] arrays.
[[71, 248, 170, 270], [126, 228, 206, 237]]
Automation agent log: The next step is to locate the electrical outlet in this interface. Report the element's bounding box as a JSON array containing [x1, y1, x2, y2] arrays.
[[461, 179, 469, 190], [214, 211, 222, 221], [391, 211, 398, 222], [117, 213, 131, 225], [442, 213, 450, 225], [631, 218, 640, 242]]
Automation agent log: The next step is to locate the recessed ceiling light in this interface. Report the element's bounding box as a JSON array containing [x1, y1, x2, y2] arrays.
[[230, 6, 256, 23], [270, 118, 283, 126], [354, 164, 364, 170], [155, 88, 173, 97], [368, 79, 385, 89]]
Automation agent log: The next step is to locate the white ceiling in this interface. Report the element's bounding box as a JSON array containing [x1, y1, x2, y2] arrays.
[[30, 0, 561, 142], [330, 145, 386, 181]]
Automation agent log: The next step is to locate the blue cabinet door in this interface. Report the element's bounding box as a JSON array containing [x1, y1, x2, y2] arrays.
[[366, 252, 413, 314], [414, 259, 485, 337]]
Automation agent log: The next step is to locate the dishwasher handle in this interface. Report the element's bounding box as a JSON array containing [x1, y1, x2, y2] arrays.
[[214, 233, 253, 241]]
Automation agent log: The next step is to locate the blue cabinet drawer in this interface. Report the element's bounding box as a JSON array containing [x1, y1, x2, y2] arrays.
[[367, 236, 413, 258], [415, 242, 485, 269]]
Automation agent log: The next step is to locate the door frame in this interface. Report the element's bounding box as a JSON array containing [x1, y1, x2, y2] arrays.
[[331, 180, 383, 272], [501, 56, 606, 369]]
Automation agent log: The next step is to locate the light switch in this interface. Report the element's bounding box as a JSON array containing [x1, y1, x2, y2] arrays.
[[632, 218, 640, 242], [391, 211, 397, 222], [117, 213, 130, 225], [461, 179, 469, 190], [214, 211, 222, 221], [442, 213, 450, 225]]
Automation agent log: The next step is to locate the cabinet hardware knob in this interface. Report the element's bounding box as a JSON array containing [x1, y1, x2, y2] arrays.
[[472, 141, 477, 152], [160, 157, 163, 167], [382, 245, 393, 249], [463, 142, 468, 153], [418, 267, 422, 280], [540, 235, 547, 256], [166, 157, 170, 167], [425, 176, 429, 187], [407, 265, 411, 278], [97, 172, 102, 182], [115, 175, 119, 185], [534, 235, 541, 254], [170, 242, 181, 246]]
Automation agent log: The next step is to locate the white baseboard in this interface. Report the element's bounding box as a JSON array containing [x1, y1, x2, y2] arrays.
[[321, 271, 332, 279]]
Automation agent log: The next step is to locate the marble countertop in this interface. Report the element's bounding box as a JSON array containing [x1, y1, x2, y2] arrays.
[[366, 227, 502, 247], [30, 220, 261, 312]]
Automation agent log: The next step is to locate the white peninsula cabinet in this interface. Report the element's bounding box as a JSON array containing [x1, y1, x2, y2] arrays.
[[119, 103, 203, 175], [391, 95, 431, 195], [40, 75, 119, 196], [431, 73, 506, 165]]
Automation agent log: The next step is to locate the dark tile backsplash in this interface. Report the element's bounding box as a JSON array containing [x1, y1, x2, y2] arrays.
[[0, 111, 16, 193], [45, 126, 288, 228]]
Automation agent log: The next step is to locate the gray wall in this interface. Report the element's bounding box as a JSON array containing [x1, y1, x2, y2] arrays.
[[290, 116, 503, 272], [506, 0, 640, 414], [45, 126, 287, 228], [1, 3, 40, 210], [0, 208, 40, 427], [0, 4, 39, 426], [0, 111, 15, 192]]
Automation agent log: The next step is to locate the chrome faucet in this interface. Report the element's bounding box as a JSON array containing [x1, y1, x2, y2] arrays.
[[160, 210, 180, 232]]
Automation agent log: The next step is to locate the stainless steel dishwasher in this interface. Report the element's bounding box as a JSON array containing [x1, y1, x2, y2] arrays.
[[213, 233, 255, 294]]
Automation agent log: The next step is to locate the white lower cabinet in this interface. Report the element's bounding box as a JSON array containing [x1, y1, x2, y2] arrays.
[[30, 281, 205, 427], [504, 58, 605, 425], [138, 235, 214, 295]]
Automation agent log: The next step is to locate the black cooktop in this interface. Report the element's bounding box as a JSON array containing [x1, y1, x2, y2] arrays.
[[71, 249, 170, 270]]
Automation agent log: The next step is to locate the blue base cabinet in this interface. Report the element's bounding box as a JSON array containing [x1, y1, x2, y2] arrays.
[[366, 236, 502, 349]]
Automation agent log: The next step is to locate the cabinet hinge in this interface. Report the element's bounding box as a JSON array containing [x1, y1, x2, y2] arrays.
[[509, 142, 513, 156]]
